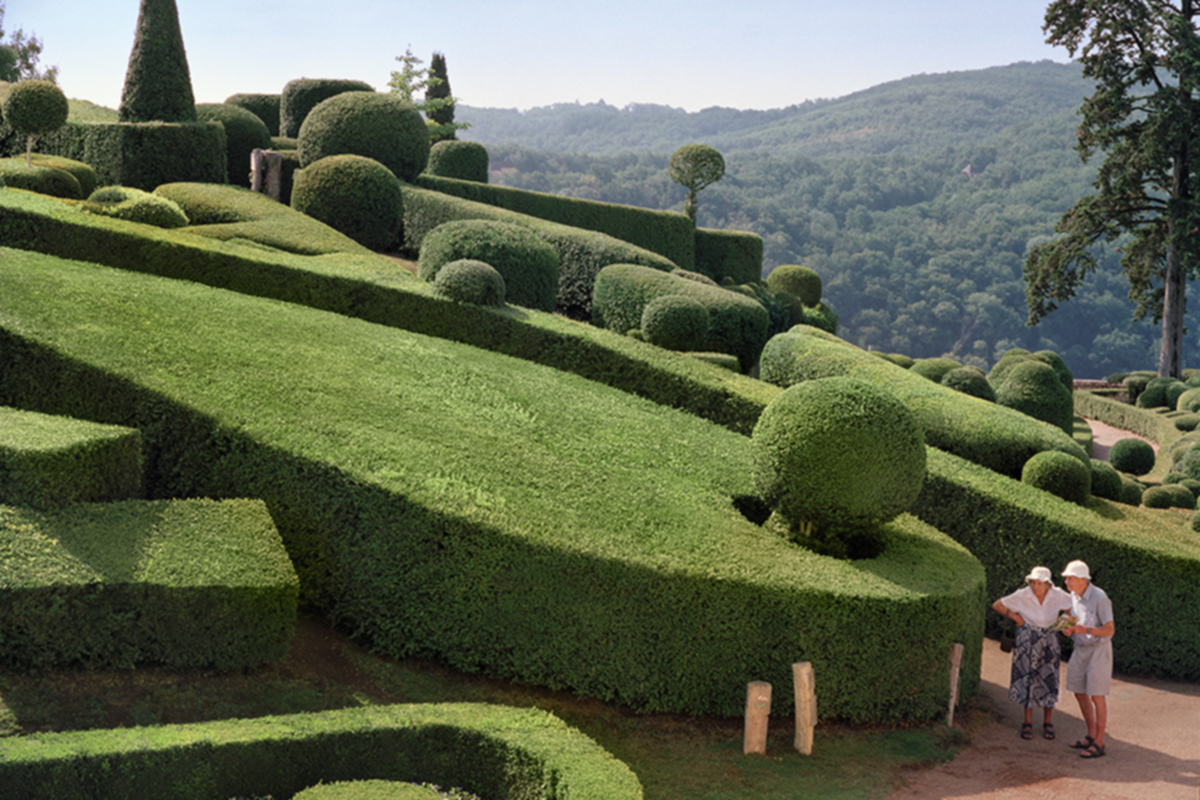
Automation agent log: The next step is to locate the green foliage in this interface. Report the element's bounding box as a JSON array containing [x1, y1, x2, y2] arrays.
[[910, 356, 961, 383], [118, 0, 196, 123], [28, 153, 95, 195], [388, 47, 469, 143], [1162, 483, 1197, 509], [85, 184, 190, 229], [1, 78, 66, 163], [669, 143, 725, 223], [941, 365, 996, 402], [225, 92, 281, 136], [1177, 386, 1200, 412], [294, 782, 441, 800], [195, 102, 272, 184], [426, 139, 488, 182], [1089, 458, 1122, 501], [639, 294, 709, 351], [766, 263, 822, 305], [0, 4, 58, 82], [418, 219, 559, 310], [298, 91, 429, 183], [0, 156, 80, 197], [1176, 413, 1200, 432], [1120, 476, 1147, 505], [291, 154, 403, 252], [1108, 437, 1157, 476], [1142, 485, 1177, 509], [1021, 450, 1090, 504], [694, 225, 763, 284], [993, 359, 1075, 434], [432, 259, 505, 307], [279, 78, 374, 138]]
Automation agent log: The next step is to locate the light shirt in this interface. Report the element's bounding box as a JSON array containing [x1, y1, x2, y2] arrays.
[[1000, 584, 1073, 629], [1070, 582, 1114, 647]]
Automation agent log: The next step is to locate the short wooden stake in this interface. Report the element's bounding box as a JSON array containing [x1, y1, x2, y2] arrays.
[[743, 681, 771, 755], [250, 148, 283, 200], [793, 661, 817, 755], [947, 642, 964, 726]]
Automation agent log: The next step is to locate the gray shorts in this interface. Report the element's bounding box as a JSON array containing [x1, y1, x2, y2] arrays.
[[1066, 642, 1113, 696]]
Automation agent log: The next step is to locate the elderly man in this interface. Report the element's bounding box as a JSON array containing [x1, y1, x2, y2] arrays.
[[1062, 559, 1115, 758]]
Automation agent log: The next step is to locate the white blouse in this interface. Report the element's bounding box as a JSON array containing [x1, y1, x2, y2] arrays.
[[1000, 585, 1074, 629]]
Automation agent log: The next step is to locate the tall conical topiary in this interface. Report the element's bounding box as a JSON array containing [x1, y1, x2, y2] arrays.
[[425, 51, 456, 142], [118, 0, 196, 122]]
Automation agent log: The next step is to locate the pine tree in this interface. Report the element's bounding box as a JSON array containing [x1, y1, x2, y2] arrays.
[[425, 51, 456, 137], [118, 0, 196, 122]]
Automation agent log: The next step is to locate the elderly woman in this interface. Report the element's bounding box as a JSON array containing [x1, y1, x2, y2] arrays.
[[991, 566, 1074, 740]]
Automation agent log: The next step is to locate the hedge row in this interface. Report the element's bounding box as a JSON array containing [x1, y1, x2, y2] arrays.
[[0, 406, 143, 509], [1074, 390, 1179, 479], [414, 173, 696, 270], [0, 703, 642, 800], [0, 249, 985, 721], [0, 498, 298, 670], [694, 226, 764, 284]]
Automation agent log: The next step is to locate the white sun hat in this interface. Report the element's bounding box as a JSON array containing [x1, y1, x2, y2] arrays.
[[1061, 560, 1091, 580], [1025, 566, 1053, 584]]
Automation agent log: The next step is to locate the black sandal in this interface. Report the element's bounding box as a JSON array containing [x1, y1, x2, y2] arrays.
[[1080, 742, 1106, 758], [1043, 723, 1055, 740], [1069, 735, 1094, 749], [1021, 722, 1033, 739]]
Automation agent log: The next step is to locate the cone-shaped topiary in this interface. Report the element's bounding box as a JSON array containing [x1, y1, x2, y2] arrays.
[[766, 264, 822, 306], [2, 79, 68, 164], [118, 0, 197, 123], [432, 259, 506, 306], [418, 219, 559, 311], [426, 139, 488, 182], [1109, 437, 1157, 476], [298, 91, 429, 182], [196, 103, 272, 185], [290, 154, 403, 252], [640, 294, 709, 351], [1022, 450, 1091, 504]]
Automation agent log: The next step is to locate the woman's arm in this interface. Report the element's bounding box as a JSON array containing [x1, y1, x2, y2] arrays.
[[991, 599, 1025, 626]]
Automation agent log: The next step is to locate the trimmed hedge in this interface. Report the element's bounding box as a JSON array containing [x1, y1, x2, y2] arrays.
[[0, 406, 143, 509], [694, 226, 763, 285], [280, 77, 374, 138], [291, 154, 404, 251], [765, 264, 822, 306], [0, 157, 82, 197], [432, 259, 506, 306], [196, 102, 273, 184], [118, 0, 197, 123], [994, 359, 1075, 434], [294, 782, 440, 799], [29, 153, 98, 196], [426, 139, 489, 183], [298, 91, 429, 182], [225, 92, 281, 136], [1074, 389, 1179, 479], [418, 219, 559, 311], [1021, 450, 1090, 504], [85, 185, 190, 228], [0, 498, 298, 670], [0, 704, 642, 800], [640, 294, 709, 351]]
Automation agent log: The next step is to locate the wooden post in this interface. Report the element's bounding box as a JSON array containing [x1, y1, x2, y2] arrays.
[[743, 681, 771, 755], [250, 148, 283, 200], [947, 642, 964, 726], [793, 661, 817, 755]]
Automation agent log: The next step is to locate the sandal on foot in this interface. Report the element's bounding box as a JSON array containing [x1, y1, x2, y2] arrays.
[[1043, 723, 1055, 740], [1080, 742, 1106, 758], [1069, 735, 1094, 749], [1021, 722, 1033, 740]]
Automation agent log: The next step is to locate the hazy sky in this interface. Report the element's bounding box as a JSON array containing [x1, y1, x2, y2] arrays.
[[6, 0, 1072, 112]]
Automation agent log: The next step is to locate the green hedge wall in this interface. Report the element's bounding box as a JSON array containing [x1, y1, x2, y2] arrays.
[[0, 498, 298, 670], [0, 406, 143, 509], [414, 173, 696, 270], [0, 704, 643, 800], [694, 226, 763, 284]]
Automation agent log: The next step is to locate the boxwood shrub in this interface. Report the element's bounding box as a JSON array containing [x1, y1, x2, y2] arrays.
[[0, 156, 82, 197], [695, 226, 763, 284], [196, 102, 273, 184], [85, 185, 190, 228], [426, 139, 489, 183], [298, 91, 429, 183], [418, 219, 559, 311], [291, 154, 403, 251], [225, 92, 281, 136], [1021, 450, 1090, 504], [280, 77, 374, 138]]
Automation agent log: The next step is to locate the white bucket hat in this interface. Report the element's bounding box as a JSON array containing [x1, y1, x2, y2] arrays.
[[1025, 566, 1053, 584], [1061, 560, 1091, 580]]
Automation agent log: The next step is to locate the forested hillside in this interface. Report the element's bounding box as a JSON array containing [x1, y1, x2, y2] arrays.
[[460, 61, 1191, 377]]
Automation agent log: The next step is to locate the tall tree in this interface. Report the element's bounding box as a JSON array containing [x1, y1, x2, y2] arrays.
[[669, 143, 725, 224], [0, 2, 58, 83], [388, 46, 468, 143], [425, 51, 457, 142], [118, 0, 196, 122], [1024, 0, 1200, 378]]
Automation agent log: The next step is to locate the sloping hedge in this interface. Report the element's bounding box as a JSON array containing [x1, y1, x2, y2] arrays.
[[0, 703, 643, 800]]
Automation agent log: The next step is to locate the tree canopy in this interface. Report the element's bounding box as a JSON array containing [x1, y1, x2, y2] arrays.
[[669, 143, 725, 223], [0, 2, 58, 83]]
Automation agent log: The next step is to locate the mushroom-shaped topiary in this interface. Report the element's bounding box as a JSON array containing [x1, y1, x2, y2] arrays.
[[993, 359, 1075, 434], [426, 139, 489, 183], [1021, 450, 1091, 504], [418, 219, 559, 311], [751, 376, 926, 557], [640, 294, 709, 351], [433, 259, 506, 306], [1089, 458, 1122, 502], [84, 185, 190, 228], [291, 154, 403, 251], [766, 264, 822, 306], [298, 91, 429, 182], [941, 366, 996, 402], [2, 79, 69, 165], [195, 103, 272, 184], [1109, 437, 1157, 476]]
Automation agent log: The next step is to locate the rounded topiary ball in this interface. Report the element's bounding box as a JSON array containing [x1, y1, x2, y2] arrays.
[[994, 359, 1075, 434], [433, 258, 506, 306], [291, 154, 403, 251], [751, 376, 926, 534], [1162, 483, 1197, 509], [195, 102, 272, 184], [298, 91, 429, 182], [1175, 414, 1200, 432], [1181, 478, 1200, 499], [1090, 458, 1122, 502], [84, 185, 190, 228], [941, 365, 996, 402], [911, 357, 962, 384], [1119, 476, 1146, 506], [766, 264, 822, 306], [640, 294, 709, 351], [293, 780, 441, 800], [1021, 450, 1091, 504], [2, 79, 69, 140], [1108, 437, 1157, 476], [418, 219, 559, 311], [1142, 485, 1176, 509], [426, 139, 489, 183]]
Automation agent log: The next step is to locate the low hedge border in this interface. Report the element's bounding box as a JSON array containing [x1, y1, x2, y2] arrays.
[[1074, 389, 1180, 480], [0, 406, 143, 509], [0, 498, 298, 670], [0, 703, 643, 800]]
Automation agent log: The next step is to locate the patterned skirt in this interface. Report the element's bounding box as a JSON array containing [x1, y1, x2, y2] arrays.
[[1008, 624, 1062, 708]]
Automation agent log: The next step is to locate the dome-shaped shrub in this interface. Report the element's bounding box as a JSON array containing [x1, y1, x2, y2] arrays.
[[280, 78, 374, 138], [293, 780, 440, 800], [1141, 485, 1185, 509], [30, 155, 98, 197], [994, 359, 1074, 434], [426, 139, 489, 183], [941, 366, 996, 402], [1177, 387, 1200, 413], [291, 154, 403, 251], [1032, 349, 1074, 391], [1176, 414, 1200, 432], [766, 264, 822, 306], [1181, 478, 1200, 499], [1109, 437, 1157, 476], [0, 158, 82, 198], [986, 347, 1033, 386], [1090, 458, 1122, 501], [640, 294, 709, 351], [1117, 475, 1144, 505], [1136, 376, 1181, 409], [911, 357, 961, 383], [84, 185, 190, 228], [298, 91, 429, 182], [1164, 483, 1198, 508], [225, 92, 281, 136], [196, 102, 272, 184], [418, 219, 559, 311], [1022, 450, 1091, 504], [2, 79, 69, 163], [751, 376, 926, 547], [433, 259, 506, 306]]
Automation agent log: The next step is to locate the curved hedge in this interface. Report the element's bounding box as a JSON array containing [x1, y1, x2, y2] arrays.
[[0, 157, 82, 198], [994, 359, 1075, 434], [29, 154, 97, 196], [298, 91, 429, 183], [280, 77, 374, 138], [85, 185, 190, 228]]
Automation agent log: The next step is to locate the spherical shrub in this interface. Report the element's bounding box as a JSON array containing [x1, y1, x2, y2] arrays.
[[426, 139, 489, 183], [986, 347, 1033, 386], [1089, 458, 1122, 502], [290, 154, 402, 251], [432, 259, 506, 306], [1108, 437, 1157, 476], [279, 78, 374, 138], [84, 185, 190, 228], [1021, 450, 1091, 504], [196, 102, 272, 184], [994, 359, 1074, 434], [2, 79, 68, 145], [1176, 414, 1200, 432], [30, 155, 97, 196], [751, 376, 926, 539], [0, 158, 82, 198], [298, 91, 429, 182], [1141, 485, 1183, 509], [766, 264, 822, 306], [1032, 349, 1074, 391], [1119, 476, 1146, 506], [418, 219, 559, 311], [1136, 376, 1182, 409], [293, 780, 440, 800], [941, 365, 996, 402], [1163, 483, 1198, 509], [640, 294, 709, 351], [224, 92, 281, 136], [911, 357, 962, 384]]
